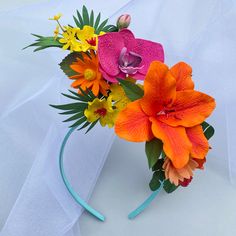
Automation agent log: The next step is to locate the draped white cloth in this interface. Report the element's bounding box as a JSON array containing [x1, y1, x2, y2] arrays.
[[0, 0, 236, 235]]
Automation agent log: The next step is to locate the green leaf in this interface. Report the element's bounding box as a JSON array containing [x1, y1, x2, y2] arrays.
[[23, 35, 63, 52], [82, 5, 90, 25], [77, 10, 84, 27], [73, 15, 81, 28], [102, 25, 118, 32], [145, 138, 163, 169], [118, 79, 144, 101], [68, 90, 90, 102], [50, 102, 87, 111], [163, 180, 179, 193], [152, 158, 164, 171], [201, 121, 215, 140], [59, 110, 79, 115], [204, 125, 215, 140], [70, 116, 87, 128], [62, 93, 81, 101], [63, 112, 84, 122], [89, 10, 94, 26], [94, 13, 101, 30], [86, 119, 99, 133], [59, 52, 83, 77], [96, 19, 108, 33], [78, 121, 91, 130], [149, 171, 165, 191]]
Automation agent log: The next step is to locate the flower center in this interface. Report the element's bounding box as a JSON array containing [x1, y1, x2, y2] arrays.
[[86, 37, 97, 46], [84, 69, 96, 80], [118, 47, 143, 75], [95, 108, 107, 117]]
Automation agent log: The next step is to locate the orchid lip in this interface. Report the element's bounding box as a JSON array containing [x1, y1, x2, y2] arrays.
[[118, 47, 143, 75]]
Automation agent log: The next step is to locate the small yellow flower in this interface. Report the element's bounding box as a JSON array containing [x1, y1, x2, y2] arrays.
[[54, 25, 60, 39], [49, 13, 62, 21], [75, 26, 103, 52], [59, 26, 78, 51], [84, 97, 118, 128], [110, 84, 131, 111]]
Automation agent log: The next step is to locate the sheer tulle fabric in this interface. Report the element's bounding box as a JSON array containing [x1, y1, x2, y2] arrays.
[[0, 0, 235, 235]]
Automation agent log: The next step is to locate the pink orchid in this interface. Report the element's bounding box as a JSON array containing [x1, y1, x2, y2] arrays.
[[98, 29, 164, 82]]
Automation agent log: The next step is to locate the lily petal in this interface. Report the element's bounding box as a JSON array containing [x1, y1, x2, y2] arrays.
[[186, 125, 209, 159], [141, 61, 176, 116], [150, 118, 192, 168], [158, 90, 216, 127], [170, 62, 194, 91], [115, 100, 154, 142]]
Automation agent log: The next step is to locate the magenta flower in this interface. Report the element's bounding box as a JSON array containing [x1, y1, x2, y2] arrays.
[[98, 29, 164, 82]]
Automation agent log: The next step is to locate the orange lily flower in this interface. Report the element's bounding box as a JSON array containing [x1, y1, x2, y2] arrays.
[[69, 50, 110, 96], [115, 61, 216, 168]]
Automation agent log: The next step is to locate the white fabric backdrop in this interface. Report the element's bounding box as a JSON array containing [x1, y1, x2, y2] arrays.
[[0, 0, 236, 235]]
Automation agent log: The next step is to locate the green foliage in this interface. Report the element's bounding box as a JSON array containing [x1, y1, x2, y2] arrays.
[[118, 79, 144, 101], [201, 121, 215, 140], [163, 180, 179, 193], [73, 5, 118, 34], [50, 89, 97, 132], [59, 52, 83, 77], [23, 34, 63, 52], [145, 138, 163, 169], [149, 170, 165, 191], [152, 158, 164, 172]]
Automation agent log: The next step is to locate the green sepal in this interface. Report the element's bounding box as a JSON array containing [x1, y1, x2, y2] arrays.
[[163, 180, 179, 193], [117, 79, 144, 101], [145, 138, 163, 169]]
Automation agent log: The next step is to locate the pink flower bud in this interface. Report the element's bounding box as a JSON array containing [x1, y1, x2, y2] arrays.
[[116, 14, 131, 29]]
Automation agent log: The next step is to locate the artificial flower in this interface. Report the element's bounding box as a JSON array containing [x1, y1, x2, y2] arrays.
[[163, 157, 198, 186], [110, 84, 131, 111], [49, 13, 62, 21], [59, 26, 78, 51], [98, 29, 164, 82], [54, 25, 60, 39], [69, 50, 110, 96], [115, 61, 216, 168], [76, 25, 102, 52], [116, 14, 131, 29], [84, 97, 118, 128]]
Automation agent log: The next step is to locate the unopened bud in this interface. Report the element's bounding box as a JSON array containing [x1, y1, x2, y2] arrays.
[[116, 14, 131, 29]]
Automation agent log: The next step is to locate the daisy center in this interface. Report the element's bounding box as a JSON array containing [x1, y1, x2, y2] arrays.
[[84, 69, 96, 80], [95, 108, 107, 117]]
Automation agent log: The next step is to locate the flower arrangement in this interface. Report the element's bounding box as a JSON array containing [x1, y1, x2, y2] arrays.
[[26, 6, 216, 219]]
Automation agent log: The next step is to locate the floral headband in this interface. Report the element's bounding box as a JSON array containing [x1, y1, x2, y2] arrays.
[[25, 6, 216, 221]]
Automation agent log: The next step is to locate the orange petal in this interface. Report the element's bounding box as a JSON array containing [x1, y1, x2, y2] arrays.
[[186, 125, 209, 159], [150, 118, 192, 168], [170, 62, 194, 91], [71, 79, 84, 88], [91, 81, 100, 96], [70, 64, 86, 73], [141, 61, 176, 116], [115, 100, 154, 142], [158, 90, 216, 127]]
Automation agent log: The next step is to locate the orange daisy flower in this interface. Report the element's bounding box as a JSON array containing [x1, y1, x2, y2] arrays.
[[69, 50, 110, 96], [115, 61, 216, 169]]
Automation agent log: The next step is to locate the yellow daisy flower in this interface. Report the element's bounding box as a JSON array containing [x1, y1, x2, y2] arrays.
[[59, 27, 78, 51]]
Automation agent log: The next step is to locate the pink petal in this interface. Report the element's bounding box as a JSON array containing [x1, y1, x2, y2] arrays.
[[131, 72, 145, 81], [119, 29, 136, 51], [98, 33, 124, 76], [133, 39, 164, 75]]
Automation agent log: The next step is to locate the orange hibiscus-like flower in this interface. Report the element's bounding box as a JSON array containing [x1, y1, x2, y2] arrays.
[[69, 50, 110, 96], [115, 61, 216, 169]]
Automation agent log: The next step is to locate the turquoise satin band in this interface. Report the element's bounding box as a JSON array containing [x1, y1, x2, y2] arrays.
[[59, 126, 162, 221]]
